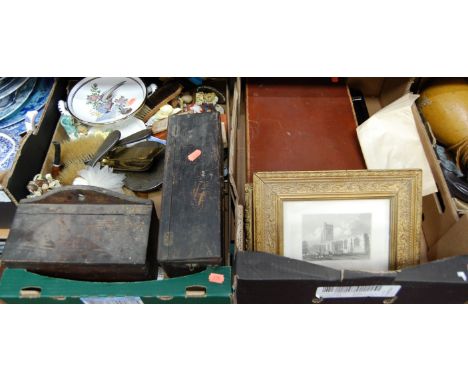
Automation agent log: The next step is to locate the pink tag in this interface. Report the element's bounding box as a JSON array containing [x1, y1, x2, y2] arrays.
[[209, 273, 225, 284], [188, 149, 202, 161]]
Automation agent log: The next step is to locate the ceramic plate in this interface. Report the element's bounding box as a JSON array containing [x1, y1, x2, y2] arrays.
[[0, 78, 36, 120], [0, 107, 44, 136], [0, 78, 54, 129], [0, 131, 21, 171], [68, 77, 146, 126], [0, 77, 29, 99]]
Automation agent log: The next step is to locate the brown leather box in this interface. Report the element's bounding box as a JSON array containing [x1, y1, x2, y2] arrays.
[[246, 78, 366, 182]]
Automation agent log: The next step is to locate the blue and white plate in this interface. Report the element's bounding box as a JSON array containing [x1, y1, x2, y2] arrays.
[[0, 107, 45, 137], [0, 78, 54, 129], [0, 77, 29, 99], [0, 78, 36, 120], [0, 131, 21, 171]]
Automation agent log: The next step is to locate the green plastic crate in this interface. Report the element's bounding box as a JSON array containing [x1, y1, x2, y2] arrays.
[[0, 266, 232, 304]]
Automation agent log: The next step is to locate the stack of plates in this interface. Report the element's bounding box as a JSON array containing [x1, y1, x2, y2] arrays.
[[0, 77, 54, 171]]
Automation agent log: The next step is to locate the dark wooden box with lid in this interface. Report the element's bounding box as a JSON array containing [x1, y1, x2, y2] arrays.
[[158, 112, 224, 277], [245, 78, 366, 182], [1, 185, 158, 281]]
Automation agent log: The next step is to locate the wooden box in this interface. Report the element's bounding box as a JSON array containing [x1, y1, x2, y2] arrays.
[[245, 78, 366, 182], [158, 112, 224, 277], [1, 185, 159, 281]]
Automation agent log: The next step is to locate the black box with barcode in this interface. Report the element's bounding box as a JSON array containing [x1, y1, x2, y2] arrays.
[[233, 251, 468, 303]]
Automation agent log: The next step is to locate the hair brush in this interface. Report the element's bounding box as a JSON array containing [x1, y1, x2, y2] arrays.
[[47, 134, 106, 185], [135, 82, 183, 123], [58, 160, 87, 185], [60, 134, 106, 165]]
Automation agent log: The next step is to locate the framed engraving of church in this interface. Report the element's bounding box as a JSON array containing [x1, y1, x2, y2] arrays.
[[253, 170, 422, 271]]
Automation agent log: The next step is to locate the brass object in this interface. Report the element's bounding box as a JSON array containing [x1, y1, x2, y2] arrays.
[[419, 79, 468, 167], [253, 170, 422, 270], [88, 130, 121, 167], [102, 141, 164, 172], [122, 150, 165, 192], [419, 79, 468, 147]]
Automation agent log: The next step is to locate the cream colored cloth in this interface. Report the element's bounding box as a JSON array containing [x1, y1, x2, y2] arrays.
[[357, 93, 437, 196]]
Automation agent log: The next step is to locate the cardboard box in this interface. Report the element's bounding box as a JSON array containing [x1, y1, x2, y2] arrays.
[[4, 77, 465, 303], [347, 77, 468, 260], [234, 251, 468, 304], [0, 266, 231, 304], [229, 78, 468, 303], [412, 107, 468, 260], [35, 78, 234, 271], [0, 79, 64, 203], [0, 77, 236, 303], [0, 78, 64, 228]]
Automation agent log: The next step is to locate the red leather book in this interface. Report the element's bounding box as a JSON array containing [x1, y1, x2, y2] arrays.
[[246, 78, 366, 181]]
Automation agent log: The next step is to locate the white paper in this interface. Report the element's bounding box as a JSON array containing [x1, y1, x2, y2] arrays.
[[357, 93, 437, 196], [316, 285, 401, 299]]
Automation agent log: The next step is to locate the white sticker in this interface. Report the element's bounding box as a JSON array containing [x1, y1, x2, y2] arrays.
[[316, 285, 401, 299], [80, 296, 144, 304], [0, 190, 11, 203], [157, 267, 166, 281]]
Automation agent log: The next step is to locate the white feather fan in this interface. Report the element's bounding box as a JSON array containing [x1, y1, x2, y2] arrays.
[[73, 165, 125, 193]]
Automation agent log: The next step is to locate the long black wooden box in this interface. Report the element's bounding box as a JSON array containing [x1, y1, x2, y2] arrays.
[[158, 112, 224, 277]]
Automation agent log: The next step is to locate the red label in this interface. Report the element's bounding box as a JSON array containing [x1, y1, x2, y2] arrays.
[[188, 149, 202, 161], [209, 273, 225, 284]]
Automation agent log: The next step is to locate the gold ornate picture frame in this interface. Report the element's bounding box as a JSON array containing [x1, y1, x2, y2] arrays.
[[253, 170, 422, 271]]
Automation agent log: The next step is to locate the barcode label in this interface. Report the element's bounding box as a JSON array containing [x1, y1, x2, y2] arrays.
[[80, 297, 144, 304], [316, 285, 401, 299]]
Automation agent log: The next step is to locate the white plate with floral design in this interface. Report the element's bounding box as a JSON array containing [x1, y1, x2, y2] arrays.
[[67, 77, 146, 127]]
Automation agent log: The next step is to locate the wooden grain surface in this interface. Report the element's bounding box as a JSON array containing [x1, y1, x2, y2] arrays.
[[158, 113, 223, 272], [1, 186, 157, 281], [246, 78, 366, 182]]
